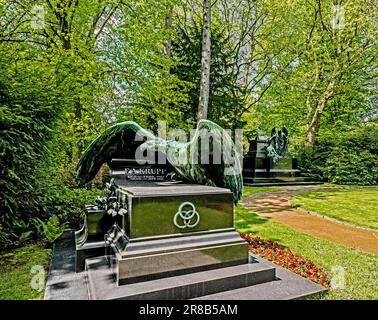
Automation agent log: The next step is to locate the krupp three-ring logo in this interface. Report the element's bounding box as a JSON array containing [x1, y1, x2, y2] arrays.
[[173, 202, 200, 229]]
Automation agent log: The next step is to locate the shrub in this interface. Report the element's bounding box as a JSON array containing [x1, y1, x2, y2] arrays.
[[0, 57, 64, 244], [0, 184, 101, 249], [35, 215, 69, 244], [43, 187, 103, 230], [324, 148, 377, 185], [295, 125, 378, 185]]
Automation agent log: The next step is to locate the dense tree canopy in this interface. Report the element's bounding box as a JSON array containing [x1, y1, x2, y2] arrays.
[[0, 0, 377, 246]]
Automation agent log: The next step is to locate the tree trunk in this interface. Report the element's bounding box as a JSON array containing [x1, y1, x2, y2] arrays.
[[164, 5, 173, 60], [305, 118, 318, 147], [197, 0, 211, 121], [159, 4, 173, 119], [305, 78, 336, 147]]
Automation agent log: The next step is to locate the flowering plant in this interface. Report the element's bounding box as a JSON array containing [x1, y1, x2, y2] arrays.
[[241, 233, 329, 287]]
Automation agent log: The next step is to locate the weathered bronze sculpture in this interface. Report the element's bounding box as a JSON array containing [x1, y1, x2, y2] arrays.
[[74, 120, 247, 281], [76, 119, 243, 204], [266, 127, 289, 164]]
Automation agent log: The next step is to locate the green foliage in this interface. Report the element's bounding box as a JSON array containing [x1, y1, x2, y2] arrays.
[[46, 187, 102, 229], [97, 0, 192, 131], [172, 25, 244, 128], [0, 52, 62, 240], [0, 0, 109, 248], [0, 218, 41, 250], [0, 244, 51, 300], [324, 148, 377, 185], [243, 0, 378, 143], [295, 125, 378, 185], [35, 215, 68, 244]]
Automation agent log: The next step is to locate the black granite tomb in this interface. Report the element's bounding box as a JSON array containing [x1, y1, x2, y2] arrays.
[[243, 128, 318, 186], [75, 152, 247, 284]]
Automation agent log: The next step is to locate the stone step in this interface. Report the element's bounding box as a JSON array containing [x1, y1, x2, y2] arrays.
[[121, 229, 244, 258], [194, 256, 327, 300], [244, 181, 323, 187], [44, 232, 89, 300], [86, 256, 276, 300]]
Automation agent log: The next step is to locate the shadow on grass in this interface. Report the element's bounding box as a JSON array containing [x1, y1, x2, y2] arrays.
[[234, 206, 291, 250], [234, 206, 269, 229]]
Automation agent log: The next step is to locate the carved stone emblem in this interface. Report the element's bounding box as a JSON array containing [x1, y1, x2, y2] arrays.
[[173, 202, 200, 229]]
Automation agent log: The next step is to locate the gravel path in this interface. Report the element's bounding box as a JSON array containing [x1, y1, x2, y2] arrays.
[[241, 187, 378, 254]]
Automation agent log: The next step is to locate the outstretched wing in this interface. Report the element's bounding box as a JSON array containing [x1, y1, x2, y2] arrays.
[[77, 119, 243, 204], [76, 121, 155, 185], [196, 120, 243, 205], [160, 120, 243, 204]]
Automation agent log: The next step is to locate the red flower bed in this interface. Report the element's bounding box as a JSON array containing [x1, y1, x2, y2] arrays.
[[241, 233, 329, 287]]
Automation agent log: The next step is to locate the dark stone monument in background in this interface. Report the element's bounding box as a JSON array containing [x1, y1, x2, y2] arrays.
[[243, 127, 319, 186]]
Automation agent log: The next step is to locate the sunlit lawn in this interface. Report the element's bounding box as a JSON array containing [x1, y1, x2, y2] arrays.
[[241, 186, 280, 199], [1, 186, 377, 300], [236, 187, 378, 300], [0, 244, 51, 300], [291, 189, 378, 230]]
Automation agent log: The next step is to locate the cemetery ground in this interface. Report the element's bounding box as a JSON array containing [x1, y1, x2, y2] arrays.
[[291, 189, 378, 230], [237, 186, 378, 299], [0, 243, 51, 299], [0, 185, 377, 300]]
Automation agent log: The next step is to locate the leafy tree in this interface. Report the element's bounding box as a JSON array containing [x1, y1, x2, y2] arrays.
[[251, 0, 378, 146], [172, 24, 244, 128], [0, 47, 64, 236]]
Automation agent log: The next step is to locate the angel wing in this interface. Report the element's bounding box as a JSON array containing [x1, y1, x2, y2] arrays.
[[153, 120, 243, 204], [76, 121, 155, 186], [76, 120, 243, 204]]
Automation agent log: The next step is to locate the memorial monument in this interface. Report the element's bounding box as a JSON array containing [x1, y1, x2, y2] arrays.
[[44, 120, 326, 300], [75, 120, 249, 289], [243, 127, 317, 186]]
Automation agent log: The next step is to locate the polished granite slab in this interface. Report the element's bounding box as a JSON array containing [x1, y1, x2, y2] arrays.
[[115, 183, 234, 239], [113, 229, 248, 285], [86, 256, 276, 300], [116, 181, 233, 196]]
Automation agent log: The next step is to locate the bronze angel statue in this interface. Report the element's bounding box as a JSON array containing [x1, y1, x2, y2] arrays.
[[76, 120, 243, 204], [266, 127, 289, 164]]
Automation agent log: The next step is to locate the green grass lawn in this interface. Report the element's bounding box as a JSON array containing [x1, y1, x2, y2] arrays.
[[0, 243, 51, 300], [1, 186, 376, 300], [235, 203, 378, 299], [291, 189, 378, 230], [241, 186, 280, 199]]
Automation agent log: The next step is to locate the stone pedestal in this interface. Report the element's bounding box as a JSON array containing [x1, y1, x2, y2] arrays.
[[243, 136, 315, 185], [75, 206, 120, 272], [105, 183, 248, 285]]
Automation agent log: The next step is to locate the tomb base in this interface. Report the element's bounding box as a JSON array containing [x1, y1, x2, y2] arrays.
[[107, 227, 248, 285]]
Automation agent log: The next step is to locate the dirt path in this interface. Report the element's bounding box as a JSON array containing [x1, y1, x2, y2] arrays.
[[242, 187, 378, 254]]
